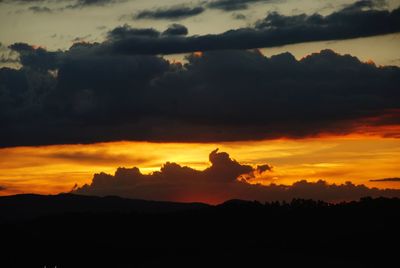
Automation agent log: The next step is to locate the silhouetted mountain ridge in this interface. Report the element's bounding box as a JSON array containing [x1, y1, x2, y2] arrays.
[[0, 193, 209, 222]]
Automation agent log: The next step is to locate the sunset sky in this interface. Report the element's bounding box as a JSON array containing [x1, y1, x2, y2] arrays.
[[0, 0, 400, 203]]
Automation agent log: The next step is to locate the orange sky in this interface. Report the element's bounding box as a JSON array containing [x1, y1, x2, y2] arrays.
[[1, 134, 399, 196]]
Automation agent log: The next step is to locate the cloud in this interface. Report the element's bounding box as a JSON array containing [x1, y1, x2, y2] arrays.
[[340, 0, 387, 12], [0, 44, 19, 64], [232, 13, 246, 20], [0, 56, 18, 64], [74, 150, 400, 204], [9, 42, 61, 71], [0, 0, 124, 12], [1, 46, 399, 147], [162, 24, 188, 36], [71, 34, 91, 43], [28, 6, 52, 13], [3, 0, 121, 6], [110, 3, 400, 55], [71, 0, 120, 7], [207, 0, 270, 11], [133, 5, 205, 20], [127, 0, 270, 15], [370, 177, 400, 182], [46, 150, 153, 165], [0, 185, 6, 191], [108, 25, 160, 39]]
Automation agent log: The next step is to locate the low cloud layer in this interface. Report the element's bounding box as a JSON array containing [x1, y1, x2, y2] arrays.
[[1, 43, 399, 146], [74, 150, 400, 204]]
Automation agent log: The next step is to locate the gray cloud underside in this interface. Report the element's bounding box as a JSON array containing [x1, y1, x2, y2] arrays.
[[75, 150, 400, 203]]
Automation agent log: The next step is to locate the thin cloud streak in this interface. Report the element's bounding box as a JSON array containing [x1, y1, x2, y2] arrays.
[[370, 177, 400, 182]]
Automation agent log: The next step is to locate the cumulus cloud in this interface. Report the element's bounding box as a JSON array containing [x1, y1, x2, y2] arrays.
[[1, 45, 399, 147], [74, 150, 400, 204]]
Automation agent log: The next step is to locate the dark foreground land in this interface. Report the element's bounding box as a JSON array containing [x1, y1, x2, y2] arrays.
[[1, 194, 399, 267]]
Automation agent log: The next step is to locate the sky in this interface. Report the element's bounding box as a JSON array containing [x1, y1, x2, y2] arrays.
[[0, 0, 400, 203]]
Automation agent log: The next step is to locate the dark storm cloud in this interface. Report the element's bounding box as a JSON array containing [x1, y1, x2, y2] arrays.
[[162, 24, 188, 36], [74, 150, 400, 203], [110, 3, 400, 55], [1, 45, 400, 146], [370, 178, 400, 182], [134, 5, 205, 20], [207, 0, 270, 11]]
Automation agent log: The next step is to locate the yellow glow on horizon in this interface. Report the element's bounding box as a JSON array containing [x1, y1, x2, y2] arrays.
[[0, 135, 399, 196]]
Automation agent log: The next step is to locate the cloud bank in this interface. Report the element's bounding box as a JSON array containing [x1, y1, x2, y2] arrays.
[[1, 43, 399, 147], [74, 150, 400, 204]]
